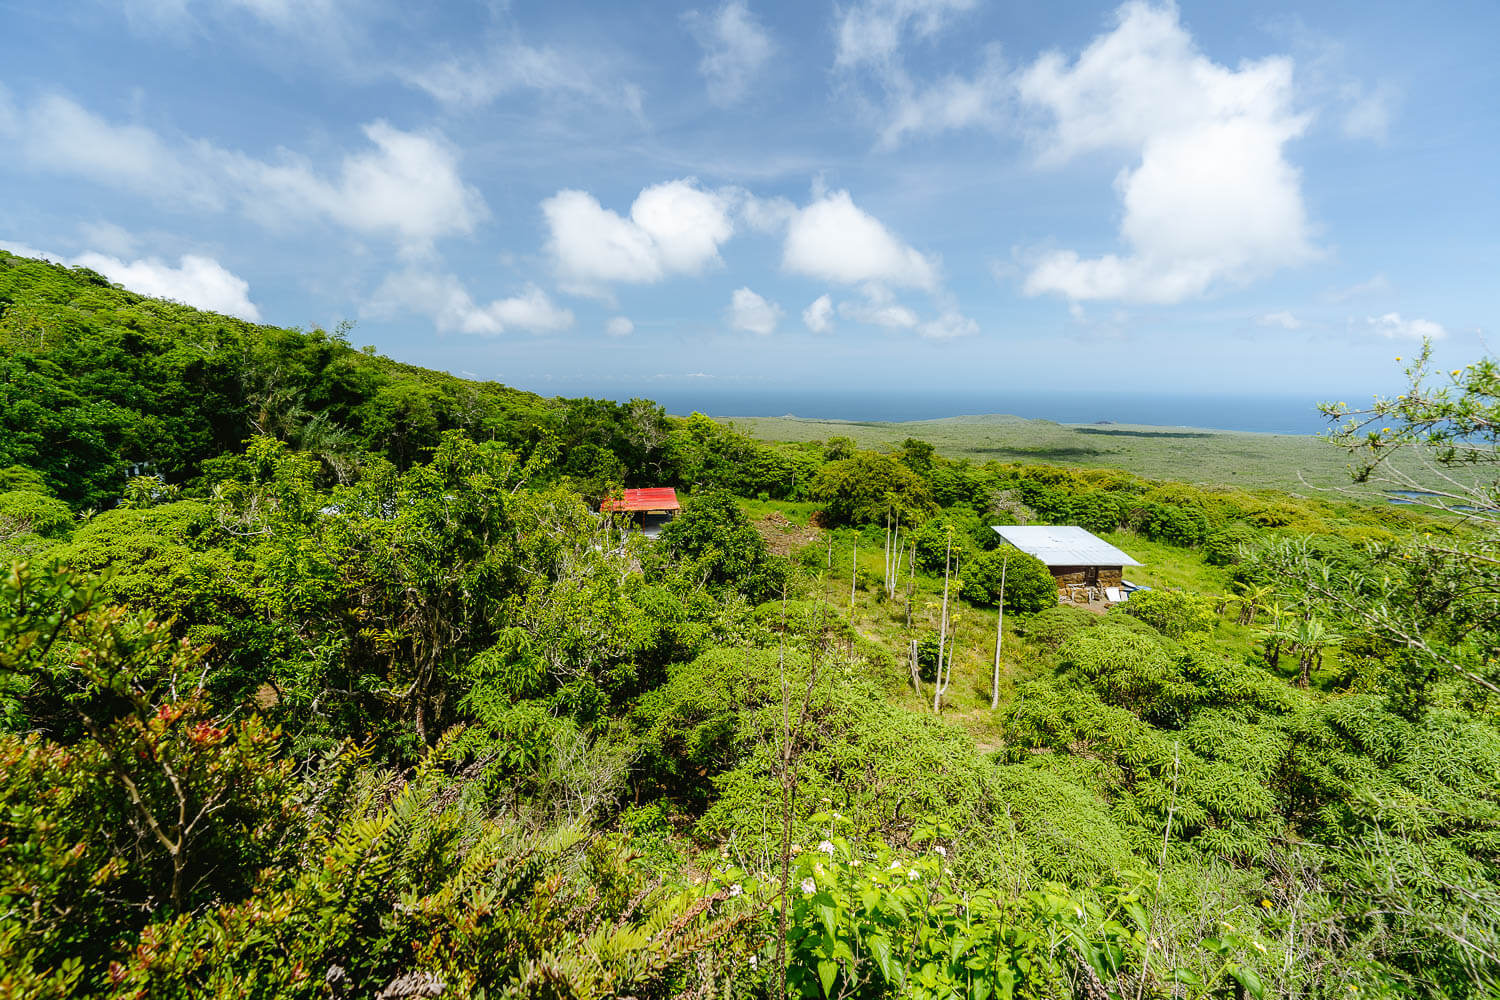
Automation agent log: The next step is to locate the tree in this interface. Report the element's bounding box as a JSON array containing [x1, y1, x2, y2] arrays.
[[810, 452, 933, 526], [962, 547, 1055, 614], [655, 489, 783, 601]]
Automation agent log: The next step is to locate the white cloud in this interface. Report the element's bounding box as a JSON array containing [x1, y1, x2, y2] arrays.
[[1017, 2, 1314, 304], [228, 121, 487, 249], [838, 283, 919, 328], [400, 42, 642, 115], [12, 93, 222, 208], [1340, 82, 1396, 141], [1, 240, 261, 321], [783, 190, 936, 289], [605, 315, 634, 336], [1258, 310, 1301, 330], [917, 308, 978, 340], [365, 270, 573, 335], [738, 193, 798, 233], [834, 0, 977, 69], [877, 45, 1008, 148], [1326, 273, 1391, 302], [685, 1, 773, 105], [2, 94, 486, 250], [77, 221, 141, 258], [543, 179, 734, 290], [1367, 312, 1445, 341], [727, 286, 781, 335], [802, 293, 834, 333]]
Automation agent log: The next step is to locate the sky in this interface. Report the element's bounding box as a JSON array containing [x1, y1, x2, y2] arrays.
[[1, 0, 1496, 418]]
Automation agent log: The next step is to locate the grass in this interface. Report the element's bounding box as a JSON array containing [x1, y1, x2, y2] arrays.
[[745, 499, 1299, 747], [723, 413, 1361, 494]]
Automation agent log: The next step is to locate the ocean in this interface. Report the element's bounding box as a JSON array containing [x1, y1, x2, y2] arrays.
[[575, 387, 1339, 436]]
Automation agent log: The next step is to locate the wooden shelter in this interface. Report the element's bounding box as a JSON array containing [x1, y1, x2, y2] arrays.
[[991, 525, 1143, 601]]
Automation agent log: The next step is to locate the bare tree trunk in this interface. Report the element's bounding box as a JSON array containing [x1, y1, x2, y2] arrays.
[[909, 637, 922, 696], [850, 534, 857, 622], [992, 555, 1007, 710], [934, 535, 952, 714], [906, 540, 915, 630]]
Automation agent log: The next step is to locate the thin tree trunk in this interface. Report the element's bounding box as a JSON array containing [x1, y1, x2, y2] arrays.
[[934, 535, 952, 714], [992, 555, 1008, 710], [850, 535, 857, 621], [909, 637, 922, 695]]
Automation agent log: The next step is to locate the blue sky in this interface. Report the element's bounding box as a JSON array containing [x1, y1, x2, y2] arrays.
[[1, 0, 1495, 415]]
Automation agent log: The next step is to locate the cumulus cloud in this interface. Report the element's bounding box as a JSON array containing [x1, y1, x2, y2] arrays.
[[834, 0, 977, 69], [685, 1, 773, 105], [605, 315, 635, 336], [727, 286, 781, 335], [227, 121, 487, 248], [365, 270, 573, 335], [1366, 313, 1445, 341], [1, 94, 486, 250], [783, 190, 936, 289], [2, 239, 261, 320], [542, 179, 734, 291], [1017, 2, 1314, 304], [838, 283, 919, 328], [1258, 310, 1301, 330], [802, 293, 834, 333]]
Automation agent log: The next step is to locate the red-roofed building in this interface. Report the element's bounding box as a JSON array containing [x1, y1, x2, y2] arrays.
[[600, 488, 681, 538]]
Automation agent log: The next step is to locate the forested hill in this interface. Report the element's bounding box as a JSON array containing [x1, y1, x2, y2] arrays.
[[0, 249, 668, 505], [3, 248, 1500, 999]]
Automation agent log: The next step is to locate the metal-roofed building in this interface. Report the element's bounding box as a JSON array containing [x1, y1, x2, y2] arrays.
[[992, 525, 1142, 597], [600, 488, 681, 538]]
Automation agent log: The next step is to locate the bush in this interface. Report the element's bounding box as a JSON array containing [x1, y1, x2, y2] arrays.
[[961, 548, 1057, 613], [0, 489, 72, 537], [1113, 588, 1217, 639]]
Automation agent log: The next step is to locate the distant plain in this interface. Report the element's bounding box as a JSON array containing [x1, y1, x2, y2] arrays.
[[724, 412, 1365, 494]]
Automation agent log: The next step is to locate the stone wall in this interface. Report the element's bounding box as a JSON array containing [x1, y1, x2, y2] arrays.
[[1049, 565, 1125, 589]]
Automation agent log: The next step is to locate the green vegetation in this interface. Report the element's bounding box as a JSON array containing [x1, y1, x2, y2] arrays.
[[2, 252, 1498, 998], [728, 414, 1359, 493]]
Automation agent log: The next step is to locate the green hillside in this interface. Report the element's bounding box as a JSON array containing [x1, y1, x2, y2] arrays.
[[2, 252, 1498, 999]]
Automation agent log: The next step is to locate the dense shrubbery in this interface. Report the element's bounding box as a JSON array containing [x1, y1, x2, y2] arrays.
[[2, 255, 1498, 998]]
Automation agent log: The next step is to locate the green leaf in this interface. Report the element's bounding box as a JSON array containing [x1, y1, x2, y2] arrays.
[[1231, 964, 1265, 1000], [818, 958, 838, 999], [868, 933, 893, 982]]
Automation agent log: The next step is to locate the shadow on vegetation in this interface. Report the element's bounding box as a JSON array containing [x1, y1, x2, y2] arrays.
[[973, 446, 1112, 459], [1076, 427, 1215, 440]]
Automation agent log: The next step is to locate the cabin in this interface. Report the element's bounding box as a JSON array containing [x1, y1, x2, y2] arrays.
[[600, 487, 681, 538], [991, 525, 1143, 603]]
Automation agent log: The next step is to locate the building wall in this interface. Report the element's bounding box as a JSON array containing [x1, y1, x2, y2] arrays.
[[1049, 565, 1125, 589]]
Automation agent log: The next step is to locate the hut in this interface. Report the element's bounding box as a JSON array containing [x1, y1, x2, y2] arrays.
[[601, 487, 681, 538], [991, 525, 1143, 601]]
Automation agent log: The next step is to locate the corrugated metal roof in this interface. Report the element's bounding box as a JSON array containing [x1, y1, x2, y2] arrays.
[[991, 525, 1143, 567], [601, 487, 681, 513]]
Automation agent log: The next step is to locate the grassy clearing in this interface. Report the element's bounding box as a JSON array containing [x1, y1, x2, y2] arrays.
[[724, 413, 1357, 493], [746, 499, 1289, 745]]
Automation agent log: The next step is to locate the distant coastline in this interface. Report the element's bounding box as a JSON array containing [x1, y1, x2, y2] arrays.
[[567, 387, 1336, 436]]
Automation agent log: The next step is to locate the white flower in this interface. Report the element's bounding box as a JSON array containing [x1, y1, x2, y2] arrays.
[[932, 846, 947, 858], [889, 859, 903, 871], [907, 869, 920, 881], [831, 812, 843, 821], [800, 877, 816, 895], [728, 883, 743, 898], [818, 840, 835, 856]]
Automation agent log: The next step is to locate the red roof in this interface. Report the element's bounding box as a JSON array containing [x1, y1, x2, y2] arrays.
[[600, 488, 681, 513]]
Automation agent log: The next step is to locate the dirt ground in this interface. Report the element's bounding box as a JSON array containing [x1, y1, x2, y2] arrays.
[[754, 510, 822, 557]]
